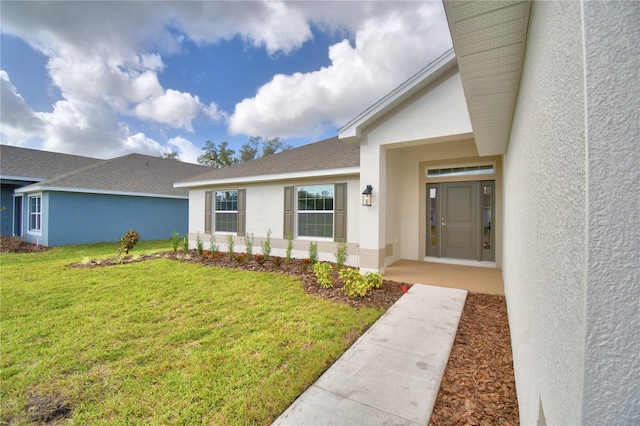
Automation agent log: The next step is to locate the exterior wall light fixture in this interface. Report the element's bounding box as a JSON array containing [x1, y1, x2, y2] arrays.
[[362, 185, 373, 206]]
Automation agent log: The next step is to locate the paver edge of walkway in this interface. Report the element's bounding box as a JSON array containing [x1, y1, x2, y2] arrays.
[[273, 283, 468, 426]]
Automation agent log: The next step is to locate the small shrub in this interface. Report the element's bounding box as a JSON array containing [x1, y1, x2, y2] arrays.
[[365, 272, 383, 290], [234, 252, 247, 264], [314, 262, 334, 288], [196, 232, 204, 255], [181, 235, 189, 253], [335, 242, 349, 269], [254, 253, 265, 265], [170, 231, 180, 253], [340, 268, 371, 298], [308, 241, 318, 265], [285, 233, 293, 263], [301, 258, 310, 272], [117, 229, 140, 259], [273, 256, 282, 268], [244, 233, 254, 259], [227, 235, 235, 260], [210, 234, 218, 254], [261, 229, 272, 260]]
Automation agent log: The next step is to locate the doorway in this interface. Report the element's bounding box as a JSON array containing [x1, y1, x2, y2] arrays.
[[427, 181, 494, 261]]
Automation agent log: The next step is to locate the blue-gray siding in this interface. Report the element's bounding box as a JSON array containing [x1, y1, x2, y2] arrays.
[[22, 191, 188, 246]]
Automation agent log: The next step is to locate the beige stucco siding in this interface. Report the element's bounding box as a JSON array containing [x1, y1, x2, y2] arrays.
[[502, 1, 586, 424], [187, 176, 360, 266], [366, 67, 472, 146]]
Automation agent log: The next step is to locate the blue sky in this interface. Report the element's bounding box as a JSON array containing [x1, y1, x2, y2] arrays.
[[1, 1, 451, 164]]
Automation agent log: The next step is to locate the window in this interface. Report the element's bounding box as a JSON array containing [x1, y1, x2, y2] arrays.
[[427, 165, 494, 178], [215, 191, 238, 232], [28, 195, 41, 232], [297, 185, 334, 238]]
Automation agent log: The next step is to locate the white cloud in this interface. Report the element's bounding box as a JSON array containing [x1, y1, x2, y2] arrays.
[[167, 136, 203, 164], [0, 71, 46, 144], [1, 0, 452, 156], [229, 2, 452, 138], [134, 89, 204, 132]]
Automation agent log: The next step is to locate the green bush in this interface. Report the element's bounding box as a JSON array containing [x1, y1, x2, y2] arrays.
[[182, 235, 189, 253], [339, 268, 372, 298], [227, 235, 235, 260], [196, 232, 204, 255], [365, 272, 383, 290], [314, 262, 333, 288], [117, 229, 140, 259], [309, 241, 318, 265], [285, 233, 293, 263], [335, 242, 349, 269], [210, 234, 218, 254], [244, 233, 254, 259], [170, 231, 180, 253], [261, 229, 272, 260]]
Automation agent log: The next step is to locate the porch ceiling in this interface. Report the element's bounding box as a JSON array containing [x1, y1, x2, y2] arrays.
[[444, 0, 531, 157]]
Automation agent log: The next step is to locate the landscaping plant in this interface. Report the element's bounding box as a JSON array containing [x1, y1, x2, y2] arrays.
[[308, 241, 318, 265], [170, 231, 180, 253], [226, 234, 234, 259], [335, 242, 349, 269], [244, 233, 254, 259], [285, 233, 293, 263], [181, 234, 189, 253], [196, 232, 204, 255], [116, 229, 140, 260], [314, 262, 334, 288], [261, 229, 272, 260], [210, 233, 218, 254]]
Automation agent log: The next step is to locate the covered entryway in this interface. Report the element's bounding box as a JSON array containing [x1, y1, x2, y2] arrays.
[[427, 179, 495, 262]]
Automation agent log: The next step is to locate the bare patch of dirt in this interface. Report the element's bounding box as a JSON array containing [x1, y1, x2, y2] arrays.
[[0, 236, 50, 253], [25, 392, 72, 424]]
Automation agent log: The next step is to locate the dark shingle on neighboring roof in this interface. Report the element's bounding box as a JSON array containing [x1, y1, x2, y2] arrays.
[[0, 144, 102, 180], [179, 136, 360, 185], [27, 154, 211, 197]]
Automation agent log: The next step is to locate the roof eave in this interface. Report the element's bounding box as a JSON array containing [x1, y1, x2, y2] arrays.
[[444, 0, 531, 156], [14, 185, 188, 199], [174, 166, 361, 189]]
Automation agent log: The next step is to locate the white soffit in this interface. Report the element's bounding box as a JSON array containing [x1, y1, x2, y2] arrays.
[[444, 0, 531, 156], [339, 48, 457, 143]]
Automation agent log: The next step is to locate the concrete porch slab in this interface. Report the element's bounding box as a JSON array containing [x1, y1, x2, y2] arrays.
[[272, 284, 468, 425]]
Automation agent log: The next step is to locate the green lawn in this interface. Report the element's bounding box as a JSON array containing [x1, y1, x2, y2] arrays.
[[1, 240, 384, 425]]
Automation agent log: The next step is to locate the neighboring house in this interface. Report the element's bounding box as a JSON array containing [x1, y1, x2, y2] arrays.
[[1, 145, 211, 246], [178, 1, 638, 424]]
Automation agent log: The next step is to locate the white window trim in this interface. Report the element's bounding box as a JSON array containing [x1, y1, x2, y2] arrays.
[[296, 185, 335, 239], [213, 190, 238, 234], [27, 193, 42, 236]]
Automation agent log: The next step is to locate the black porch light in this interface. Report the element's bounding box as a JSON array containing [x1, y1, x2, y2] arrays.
[[362, 185, 373, 206]]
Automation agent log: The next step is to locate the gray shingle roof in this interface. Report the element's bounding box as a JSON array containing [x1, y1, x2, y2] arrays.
[[177, 136, 360, 186], [0, 144, 102, 181], [23, 153, 212, 197]]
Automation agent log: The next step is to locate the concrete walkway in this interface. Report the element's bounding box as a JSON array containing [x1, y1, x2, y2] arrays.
[[273, 284, 467, 425]]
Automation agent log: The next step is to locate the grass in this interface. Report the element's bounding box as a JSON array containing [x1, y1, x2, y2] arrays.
[[1, 240, 384, 425]]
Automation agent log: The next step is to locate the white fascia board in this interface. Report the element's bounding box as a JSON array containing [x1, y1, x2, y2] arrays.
[[0, 175, 45, 182], [14, 185, 187, 200], [174, 166, 360, 189], [338, 48, 457, 141]]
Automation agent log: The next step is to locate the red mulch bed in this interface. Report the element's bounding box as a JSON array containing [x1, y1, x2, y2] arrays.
[[9, 242, 518, 424]]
